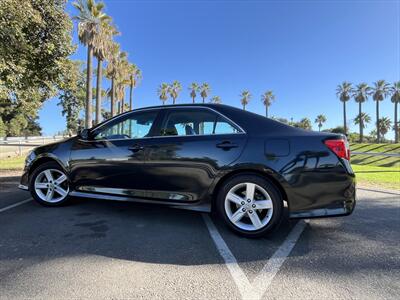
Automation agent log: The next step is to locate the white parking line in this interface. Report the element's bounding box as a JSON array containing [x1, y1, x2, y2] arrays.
[[202, 214, 258, 300], [202, 213, 307, 300], [0, 198, 32, 213]]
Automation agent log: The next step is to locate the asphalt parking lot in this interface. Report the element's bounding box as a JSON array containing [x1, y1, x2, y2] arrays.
[[0, 178, 399, 299]]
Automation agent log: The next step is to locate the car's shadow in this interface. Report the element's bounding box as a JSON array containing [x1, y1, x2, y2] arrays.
[[1, 196, 298, 267], [1, 193, 398, 272]]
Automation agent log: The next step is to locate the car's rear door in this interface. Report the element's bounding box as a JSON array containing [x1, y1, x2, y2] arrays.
[[141, 107, 247, 203], [69, 109, 160, 197]]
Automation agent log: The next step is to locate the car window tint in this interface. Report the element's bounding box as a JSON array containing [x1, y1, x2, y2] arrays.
[[94, 111, 158, 140], [160, 109, 240, 136]]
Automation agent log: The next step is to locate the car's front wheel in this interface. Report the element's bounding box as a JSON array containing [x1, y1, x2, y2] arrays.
[[29, 161, 71, 206], [216, 174, 283, 238]]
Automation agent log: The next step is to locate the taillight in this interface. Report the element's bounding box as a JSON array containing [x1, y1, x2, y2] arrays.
[[324, 139, 350, 161]]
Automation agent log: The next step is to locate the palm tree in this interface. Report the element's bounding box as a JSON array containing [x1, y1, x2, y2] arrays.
[[378, 117, 392, 141], [372, 80, 390, 143], [210, 96, 222, 104], [115, 55, 130, 113], [315, 114, 327, 131], [240, 90, 251, 110], [261, 90, 275, 117], [353, 83, 371, 142], [128, 63, 142, 110], [199, 83, 211, 103], [73, 0, 111, 128], [390, 81, 400, 143], [92, 21, 118, 124], [336, 81, 353, 135], [354, 112, 371, 139], [158, 83, 169, 105], [169, 81, 182, 104], [105, 44, 125, 116], [188, 83, 199, 104]]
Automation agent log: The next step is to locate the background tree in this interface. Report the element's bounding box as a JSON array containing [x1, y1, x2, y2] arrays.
[[199, 83, 211, 103], [390, 81, 400, 143], [295, 118, 312, 130], [377, 117, 392, 141], [105, 43, 122, 116], [354, 112, 371, 141], [353, 83, 371, 142], [240, 90, 251, 110], [92, 21, 117, 124], [158, 83, 169, 105], [261, 90, 275, 117], [315, 114, 327, 131], [58, 61, 86, 136], [371, 80, 390, 143], [0, 0, 74, 137], [128, 63, 142, 110], [169, 81, 182, 104], [210, 96, 222, 104], [73, 0, 110, 128], [336, 81, 353, 135], [189, 83, 199, 104]]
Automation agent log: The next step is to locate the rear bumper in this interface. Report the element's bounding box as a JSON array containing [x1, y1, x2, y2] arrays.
[[289, 179, 356, 219]]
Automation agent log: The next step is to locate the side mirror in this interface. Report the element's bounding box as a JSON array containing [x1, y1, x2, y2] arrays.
[[78, 128, 91, 140]]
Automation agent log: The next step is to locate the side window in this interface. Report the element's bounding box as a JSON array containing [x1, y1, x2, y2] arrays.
[[93, 111, 158, 140], [160, 109, 240, 137]]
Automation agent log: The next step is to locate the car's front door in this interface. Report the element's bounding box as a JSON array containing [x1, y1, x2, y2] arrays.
[[142, 107, 248, 203], [69, 109, 160, 197]]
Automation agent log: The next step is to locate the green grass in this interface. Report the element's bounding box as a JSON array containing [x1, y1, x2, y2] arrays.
[[351, 154, 399, 168], [352, 164, 400, 191], [350, 143, 400, 154], [0, 156, 25, 170]]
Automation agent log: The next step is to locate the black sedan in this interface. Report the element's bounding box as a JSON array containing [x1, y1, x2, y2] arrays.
[[19, 104, 356, 237]]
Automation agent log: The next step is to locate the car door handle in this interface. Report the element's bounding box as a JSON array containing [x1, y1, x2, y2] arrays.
[[216, 141, 238, 149], [128, 145, 144, 152]]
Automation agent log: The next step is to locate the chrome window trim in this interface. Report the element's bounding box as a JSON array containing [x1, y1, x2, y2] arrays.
[[84, 106, 247, 142]]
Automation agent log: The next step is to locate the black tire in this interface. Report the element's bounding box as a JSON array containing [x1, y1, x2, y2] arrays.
[[29, 161, 71, 206], [216, 174, 283, 238]]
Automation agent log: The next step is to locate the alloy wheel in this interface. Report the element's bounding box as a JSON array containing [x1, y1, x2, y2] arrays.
[[34, 169, 69, 203], [224, 182, 274, 231]]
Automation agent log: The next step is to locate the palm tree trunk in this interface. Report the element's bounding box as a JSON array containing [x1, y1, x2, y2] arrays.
[[95, 58, 102, 125], [173, 97, 176, 104], [111, 77, 115, 117], [343, 101, 347, 135], [192, 96, 195, 104], [265, 106, 268, 118], [243, 104, 246, 111], [129, 83, 133, 110], [121, 93, 125, 113], [359, 102, 363, 143], [376, 100, 380, 143], [395, 102, 398, 143], [202, 97, 205, 104], [85, 45, 93, 128]]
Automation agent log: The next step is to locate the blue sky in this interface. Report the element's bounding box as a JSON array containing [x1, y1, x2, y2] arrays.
[[40, 0, 400, 138]]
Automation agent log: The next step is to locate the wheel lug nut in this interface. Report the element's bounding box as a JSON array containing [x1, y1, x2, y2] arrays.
[[249, 210, 253, 214], [241, 201, 245, 205], [247, 199, 251, 203], [252, 204, 256, 208], [242, 208, 246, 212]]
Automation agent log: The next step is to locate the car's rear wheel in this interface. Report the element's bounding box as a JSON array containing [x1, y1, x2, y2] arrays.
[[216, 174, 283, 238], [29, 162, 70, 206]]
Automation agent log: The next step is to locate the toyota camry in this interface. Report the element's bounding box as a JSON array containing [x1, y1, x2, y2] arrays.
[[19, 104, 356, 238]]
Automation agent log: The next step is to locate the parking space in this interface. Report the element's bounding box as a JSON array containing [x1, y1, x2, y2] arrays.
[[0, 186, 399, 299]]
